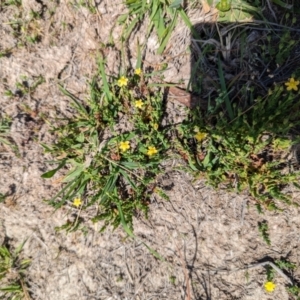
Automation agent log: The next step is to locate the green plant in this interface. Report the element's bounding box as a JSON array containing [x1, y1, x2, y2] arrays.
[[260, 26, 298, 66], [263, 258, 300, 299], [250, 0, 294, 10], [0, 193, 6, 203], [190, 7, 300, 100], [41, 57, 170, 233], [118, 0, 193, 54], [258, 221, 271, 245], [2, 0, 22, 7], [0, 115, 18, 155], [0, 241, 31, 300], [2, 1, 43, 47], [276, 259, 297, 271], [5, 75, 44, 98], [205, 0, 262, 21], [0, 116, 12, 147], [70, 0, 97, 14], [175, 78, 300, 210], [288, 285, 300, 300], [169, 275, 176, 285], [213, 0, 296, 21], [278, 258, 300, 299]]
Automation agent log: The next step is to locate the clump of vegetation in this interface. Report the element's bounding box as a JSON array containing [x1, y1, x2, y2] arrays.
[[0, 114, 18, 155], [1, 0, 43, 47], [42, 65, 300, 235], [175, 77, 300, 210], [36, 0, 300, 241], [0, 116, 13, 148], [264, 258, 300, 298], [4, 75, 44, 99], [118, 0, 193, 54], [0, 241, 31, 300], [42, 58, 170, 232]]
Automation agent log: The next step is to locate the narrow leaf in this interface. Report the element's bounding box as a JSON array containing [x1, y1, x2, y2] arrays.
[[41, 161, 66, 179], [169, 0, 182, 9]]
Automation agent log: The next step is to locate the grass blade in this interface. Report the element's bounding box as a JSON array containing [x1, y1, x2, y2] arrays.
[[217, 57, 234, 120], [97, 57, 112, 102], [158, 10, 178, 54], [59, 85, 88, 117]]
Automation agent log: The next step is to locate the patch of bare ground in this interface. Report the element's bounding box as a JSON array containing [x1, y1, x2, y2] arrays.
[[1, 0, 300, 299]]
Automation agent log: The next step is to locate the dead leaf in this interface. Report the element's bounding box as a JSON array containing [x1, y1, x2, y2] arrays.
[[167, 86, 206, 109], [201, 0, 211, 14]]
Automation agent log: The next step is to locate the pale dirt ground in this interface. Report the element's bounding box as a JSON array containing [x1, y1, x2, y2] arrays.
[[1, 1, 300, 299]]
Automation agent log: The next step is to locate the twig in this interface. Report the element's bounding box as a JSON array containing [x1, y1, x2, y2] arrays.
[[265, 0, 277, 23], [20, 278, 31, 300], [125, 262, 134, 284], [246, 262, 293, 285], [31, 233, 48, 251], [176, 243, 191, 300], [198, 261, 293, 285]]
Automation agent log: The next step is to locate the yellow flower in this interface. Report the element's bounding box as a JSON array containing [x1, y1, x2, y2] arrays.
[[147, 146, 158, 157], [152, 123, 159, 130], [135, 68, 142, 75], [117, 76, 128, 87], [194, 132, 207, 142], [73, 198, 82, 207], [119, 141, 130, 152], [135, 99, 144, 109], [264, 281, 276, 293], [285, 77, 300, 91]]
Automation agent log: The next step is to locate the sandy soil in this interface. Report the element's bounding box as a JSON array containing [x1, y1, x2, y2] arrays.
[[1, 1, 300, 299]]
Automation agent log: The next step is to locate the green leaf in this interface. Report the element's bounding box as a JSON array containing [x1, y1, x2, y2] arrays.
[[20, 258, 31, 267], [123, 16, 141, 41], [0, 284, 22, 291], [202, 151, 213, 168], [119, 169, 137, 190], [14, 240, 27, 256], [0, 246, 11, 258], [97, 57, 112, 102], [100, 174, 119, 204], [270, 0, 292, 9], [116, 201, 134, 238], [217, 57, 234, 120], [62, 165, 85, 183], [121, 161, 141, 170], [169, 0, 182, 9], [0, 137, 11, 146], [152, 6, 166, 41], [40, 143, 53, 152], [135, 40, 142, 70], [178, 8, 199, 39], [41, 161, 66, 179], [217, 0, 262, 22], [126, 0, 138, 4], [45, 179, 77, 207], [59, 85, 88, 117], [216, 0, 231, 12], [76, 132, 85, 143], [188, 159, 198, 171], [117, 14, 128, 24], [157, 10, 178, 54]]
